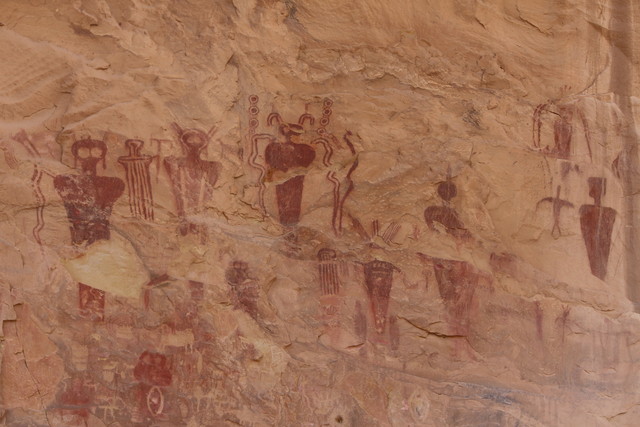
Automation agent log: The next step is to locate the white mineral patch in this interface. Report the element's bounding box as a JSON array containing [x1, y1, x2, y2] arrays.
[[63, 233, 149, 299]]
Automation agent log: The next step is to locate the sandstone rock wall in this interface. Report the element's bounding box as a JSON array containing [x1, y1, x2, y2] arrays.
[[1, 0, 639, 425]]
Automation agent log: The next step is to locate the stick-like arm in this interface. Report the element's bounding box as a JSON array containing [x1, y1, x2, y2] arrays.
[[536, 197, 553, 209]]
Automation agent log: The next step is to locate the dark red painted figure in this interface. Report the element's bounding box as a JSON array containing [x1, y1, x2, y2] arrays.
[[432, 258, 484, 336], [133, 351, 173, 421], [248, 96, 358, 232], [423, 175, 470, 239], [164, 123, 221, 237], [354, 301, 367, 340], [54, 139, 124, 245], [251, 106, 318, 226], [264, 118, 316, 225], [118, 139, 155, 220], [579, 177, 616, 280], [78, 283, 106, 321], [388, 314, 400, 350], [537, 185, 574, 238], [533, 102, 592, 160], [225, 261, 259, 319], [134, 351, 172, 386], [419, 253, 490, 344], [363, 260, 395, 334], [54, 138, 124, 321]]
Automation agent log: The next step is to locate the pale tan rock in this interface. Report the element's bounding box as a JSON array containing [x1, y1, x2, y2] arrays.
[[63, 232, 149, 299]]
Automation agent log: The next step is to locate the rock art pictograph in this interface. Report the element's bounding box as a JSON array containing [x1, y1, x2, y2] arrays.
[[118, 138, 155, 220], [164, 123, 221, 237], [54, 138, 125, 320], [579, 177, 617, 280]]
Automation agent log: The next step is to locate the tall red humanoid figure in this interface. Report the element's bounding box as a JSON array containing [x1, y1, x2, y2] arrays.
[[54, 138, 124, 320]]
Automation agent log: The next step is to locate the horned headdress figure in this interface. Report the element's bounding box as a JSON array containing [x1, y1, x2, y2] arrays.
[[164, 123, 221, 238], [248, 96, 359, 233]]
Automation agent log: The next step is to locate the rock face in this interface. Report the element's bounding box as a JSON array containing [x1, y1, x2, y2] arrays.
[[1, 0, 640, 425]]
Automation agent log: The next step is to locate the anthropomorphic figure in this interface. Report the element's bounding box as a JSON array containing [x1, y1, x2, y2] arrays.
[[318, 100, 359, 236], [118, 139, 155, 220], [164, 123, 221, 237], [225, 261, 259, 319], [132, 351, 173, 423], [579, 177, 617, 280], [419, 253, 491, 358], [533, 101, 592, 160], [54, 138, 124, 320], [423, 175, 470, 240], [264, 118, 316, 225], [536, 185, 574, 238], [56, 377, 94, 426], [363, 260, 395, 334], [249, 97, 358, 233], [432, 258, 481, 336]]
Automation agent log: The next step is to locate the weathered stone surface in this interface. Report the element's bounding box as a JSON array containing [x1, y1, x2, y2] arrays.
[[1, 0, 640, 425]]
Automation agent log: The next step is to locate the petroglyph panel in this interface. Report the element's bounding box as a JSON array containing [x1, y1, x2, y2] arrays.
[[1, 0, 639, 425]]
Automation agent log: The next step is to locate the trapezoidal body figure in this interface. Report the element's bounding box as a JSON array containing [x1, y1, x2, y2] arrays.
[[118, 139, 155, 220], [248, 96, 359, 233], [363, 260, 395, 334], [164, 123, 221, 238], [263, 116, 316, 226], [579, 177, 617, 280], [54, 138, 124, 320], [419, 253, 491, 358]]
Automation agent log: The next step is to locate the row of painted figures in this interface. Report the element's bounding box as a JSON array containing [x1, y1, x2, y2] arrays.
[[531, 96, 619, 280], [12, 96, 357, 255], [66, 255, 479, 423], [49, 110, 616, 252], [9, 95, 617, 271], [56, 351, 173, 424], [63, 249, 498, 423], [10, 95, 621, 423], [10, 97, 617, 326], [49, 96, 358, 243]]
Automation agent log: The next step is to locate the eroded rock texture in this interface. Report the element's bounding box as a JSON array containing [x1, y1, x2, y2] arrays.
[[1, 0, 640, 425]]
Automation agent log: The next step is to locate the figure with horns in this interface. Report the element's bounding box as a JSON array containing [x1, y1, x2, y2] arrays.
[[164, 123, 221, 238], [248, 97, 358, 232], [251, 108, 318, 226]]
